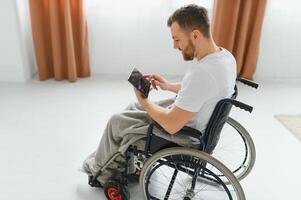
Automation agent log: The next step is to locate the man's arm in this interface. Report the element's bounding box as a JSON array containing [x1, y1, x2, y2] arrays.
[[167, 82, 181, 94], [134, 89, 196, 134], [144, 74, 181, 94]]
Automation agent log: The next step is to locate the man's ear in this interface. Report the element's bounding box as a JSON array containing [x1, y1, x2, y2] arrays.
[[190, 30, 203, 42]]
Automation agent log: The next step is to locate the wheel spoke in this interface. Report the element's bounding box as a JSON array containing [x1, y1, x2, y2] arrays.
[[141, 149, 244, 199]]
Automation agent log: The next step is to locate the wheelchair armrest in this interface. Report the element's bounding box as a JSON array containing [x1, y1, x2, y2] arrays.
[[144, 121, 204, 155], [231, 99, 253, 113], [151, 121, 203, 140], [180, 126, 203, 139], [236, 77, 259, 89]]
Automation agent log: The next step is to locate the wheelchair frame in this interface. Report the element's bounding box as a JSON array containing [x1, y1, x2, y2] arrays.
[[89, 77, 258, 200]]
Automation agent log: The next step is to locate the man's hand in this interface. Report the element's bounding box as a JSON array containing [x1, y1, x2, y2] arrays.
[[144, 74, 171, 91], [144, 74, 181, 94], [134, 88, 147, 105]]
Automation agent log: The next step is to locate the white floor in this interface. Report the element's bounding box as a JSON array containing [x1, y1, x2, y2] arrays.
[[0, 75, 301, 200]]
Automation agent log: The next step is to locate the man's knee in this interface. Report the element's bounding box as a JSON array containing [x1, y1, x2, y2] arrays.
[[125, 101, 144, 111], [124, 102, 135, 110], [109, 113, 123, 123]]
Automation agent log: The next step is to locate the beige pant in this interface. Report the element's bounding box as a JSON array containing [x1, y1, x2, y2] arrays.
[[83, 98, 198, 182]]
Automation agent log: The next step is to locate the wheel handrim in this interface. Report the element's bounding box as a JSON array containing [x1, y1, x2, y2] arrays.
[[144, 153, 239, 199], [211, 117, 255, 181]]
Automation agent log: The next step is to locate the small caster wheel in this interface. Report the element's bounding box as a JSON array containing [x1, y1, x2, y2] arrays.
[[104, 180, 130, 200]]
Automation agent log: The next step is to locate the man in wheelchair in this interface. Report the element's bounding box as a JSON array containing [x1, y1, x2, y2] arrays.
[[82, 4, 236, 192]]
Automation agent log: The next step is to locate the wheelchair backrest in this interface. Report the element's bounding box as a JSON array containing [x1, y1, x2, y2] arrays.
[[203, 88, 237, 154]]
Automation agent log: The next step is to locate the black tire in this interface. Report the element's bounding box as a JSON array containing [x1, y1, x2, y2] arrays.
[[140, 147, 245, 200], [104, 180, 130, 200], [211, 117, 256, 181]]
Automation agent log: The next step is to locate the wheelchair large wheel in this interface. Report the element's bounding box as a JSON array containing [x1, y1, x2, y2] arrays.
[[140, 147, 245, 200], [211, 117, 256, 181]]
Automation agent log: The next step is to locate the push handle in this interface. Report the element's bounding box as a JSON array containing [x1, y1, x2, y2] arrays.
[[231, 99, 253, 113], [236, 77, 259, 89]]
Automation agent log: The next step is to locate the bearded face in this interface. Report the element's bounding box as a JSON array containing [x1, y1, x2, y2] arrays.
[[170, 22, 197, 61], [180, 39, 196, 61]]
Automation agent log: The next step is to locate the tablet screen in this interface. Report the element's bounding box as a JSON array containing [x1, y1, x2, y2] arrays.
[[128, 68, 151, 98]]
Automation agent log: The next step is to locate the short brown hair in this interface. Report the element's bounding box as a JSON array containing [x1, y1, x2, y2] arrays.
[[167, 4, 210, 38]]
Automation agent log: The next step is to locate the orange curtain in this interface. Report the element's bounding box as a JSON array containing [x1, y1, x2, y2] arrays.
[[212, 0, 267, 80], [29, 0, 90, 82]]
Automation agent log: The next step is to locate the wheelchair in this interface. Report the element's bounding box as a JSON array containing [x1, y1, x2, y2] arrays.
[[89, 77, 258, 200]]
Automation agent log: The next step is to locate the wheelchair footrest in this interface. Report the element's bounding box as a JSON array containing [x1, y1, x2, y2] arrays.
[[88, 176, 104, 188]]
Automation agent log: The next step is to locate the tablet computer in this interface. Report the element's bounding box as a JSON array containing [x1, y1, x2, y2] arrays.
[[128, 68, 151, 98]]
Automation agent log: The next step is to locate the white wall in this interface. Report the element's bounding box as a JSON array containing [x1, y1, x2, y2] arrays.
[[85, 0, 212, 76], [0, 0, 36, 83], [15, 0, 37, 81], [85, 0, 301, 81], [1, 0, 301, 82], [0, 0, 25, 82], [254, 0, 301, 82]]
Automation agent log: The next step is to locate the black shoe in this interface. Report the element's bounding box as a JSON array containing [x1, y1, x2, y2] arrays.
[[88, 176, 104, 188], [127, 170, 140, 183]]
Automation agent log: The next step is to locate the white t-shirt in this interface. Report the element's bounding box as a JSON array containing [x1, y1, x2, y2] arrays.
[[174, 48, 237, 132]]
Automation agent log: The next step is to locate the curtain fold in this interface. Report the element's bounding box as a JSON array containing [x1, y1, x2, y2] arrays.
[[212, 0, 266, 80], [29, 0, 90, 82]]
